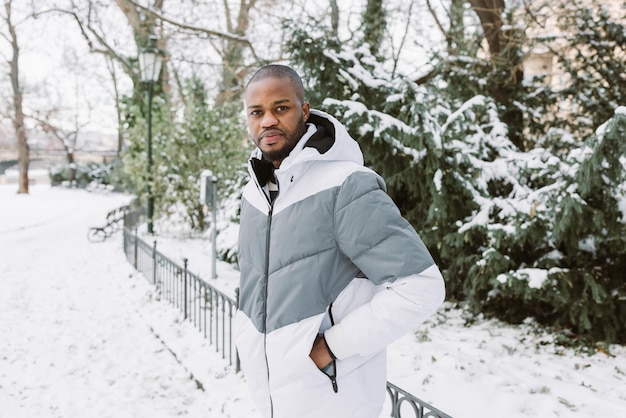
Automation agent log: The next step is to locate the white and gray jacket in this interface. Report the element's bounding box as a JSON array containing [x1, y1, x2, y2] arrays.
[[235, 110, 445, 418]]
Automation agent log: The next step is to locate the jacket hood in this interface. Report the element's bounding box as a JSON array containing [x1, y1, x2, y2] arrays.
[[249, 110, 364, 187]]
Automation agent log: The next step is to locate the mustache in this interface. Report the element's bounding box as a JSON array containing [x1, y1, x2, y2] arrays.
[[260, 129, 284, 138]]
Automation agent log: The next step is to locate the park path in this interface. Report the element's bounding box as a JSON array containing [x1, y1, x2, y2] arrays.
[[0, 186, 230, 418]]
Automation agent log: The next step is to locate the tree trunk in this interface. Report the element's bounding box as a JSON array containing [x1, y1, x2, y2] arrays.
[[67, 152, 76, 186], [104, 56, 124, 155], [467, 0, 505, 55], [113, 0, 257, 107], [329, 0, 339, 38], [214, 0, 258, 106], [15, 106, 29, 193], [4, 0, 29, 193], [115, 0, 166, 80], [467, 0, 525, 149], [361, 0, 386, 57]]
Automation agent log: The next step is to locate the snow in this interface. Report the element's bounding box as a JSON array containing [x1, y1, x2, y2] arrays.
[[433, 169, 443, 193], [619, 194, 626, 223], [497, 268, 548, 289], [324, 98, 429, 163], [2, 184, 626, 418]]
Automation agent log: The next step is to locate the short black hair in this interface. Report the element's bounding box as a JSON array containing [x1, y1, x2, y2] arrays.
[[245, 64, 306, 103]]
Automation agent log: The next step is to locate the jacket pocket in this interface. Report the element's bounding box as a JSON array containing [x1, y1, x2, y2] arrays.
[[320, 303, 338, 392]]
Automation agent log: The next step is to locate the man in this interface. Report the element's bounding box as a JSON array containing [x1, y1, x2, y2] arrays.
[[235, 64, 445, 418]]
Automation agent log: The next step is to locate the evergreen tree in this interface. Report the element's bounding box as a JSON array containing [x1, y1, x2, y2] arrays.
[[547, 0, 626, 140], [360, 0, 386, 58], [158, 77, 249, 231], [284, 17, 626, 344], [120, 77, 249, 232]]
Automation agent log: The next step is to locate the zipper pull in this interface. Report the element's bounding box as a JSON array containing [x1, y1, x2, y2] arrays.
[[322, 359, 339, 393]]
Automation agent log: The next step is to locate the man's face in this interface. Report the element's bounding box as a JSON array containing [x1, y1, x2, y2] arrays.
[[244, 77, 310, 167]]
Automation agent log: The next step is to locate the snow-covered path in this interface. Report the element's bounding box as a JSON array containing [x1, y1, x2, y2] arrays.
[[0, 186, 249, 418]]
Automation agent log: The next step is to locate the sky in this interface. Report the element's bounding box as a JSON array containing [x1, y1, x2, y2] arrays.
[[1, 184, 625, 418]]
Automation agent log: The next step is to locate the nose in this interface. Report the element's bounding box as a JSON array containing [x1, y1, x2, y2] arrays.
[[260, 112, 278, 128]]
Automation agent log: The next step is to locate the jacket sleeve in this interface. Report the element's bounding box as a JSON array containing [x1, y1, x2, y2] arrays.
[[324, 266, 444, 359], [324, 171, 446, 359]]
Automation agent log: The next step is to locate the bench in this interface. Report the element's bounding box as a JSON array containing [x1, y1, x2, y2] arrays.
[[87, 205, 130, 242]]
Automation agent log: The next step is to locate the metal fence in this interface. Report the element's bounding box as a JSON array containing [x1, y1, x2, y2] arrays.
[[386, 383, 452, 418], [123, 227, 239, 369], [122, 217, 451, 418]]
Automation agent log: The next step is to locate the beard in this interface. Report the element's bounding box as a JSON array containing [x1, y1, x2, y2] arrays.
[[256, 116, 308, 165]]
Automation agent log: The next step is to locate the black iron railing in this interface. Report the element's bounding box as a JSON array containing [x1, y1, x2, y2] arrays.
[[387, 382, 452, 418], [121, 213, 451, 418], [123, 227, 239, 369]]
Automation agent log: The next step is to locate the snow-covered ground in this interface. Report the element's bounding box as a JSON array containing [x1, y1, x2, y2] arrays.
[[1, 184, 625, 418]]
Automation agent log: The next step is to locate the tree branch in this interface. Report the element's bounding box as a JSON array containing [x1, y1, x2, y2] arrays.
[[125, 0, 254, 46], [32, 7, 135, 73]]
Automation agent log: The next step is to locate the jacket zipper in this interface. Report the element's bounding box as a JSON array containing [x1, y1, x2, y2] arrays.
[[263, 185, 276, 417], [326, 303, 338, 393]]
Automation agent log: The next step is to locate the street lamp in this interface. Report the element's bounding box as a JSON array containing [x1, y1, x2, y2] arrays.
[[138, 35, 163, 234]]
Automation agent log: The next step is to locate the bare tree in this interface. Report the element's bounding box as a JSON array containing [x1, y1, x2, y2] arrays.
[[33, 113, 85, 186], [31, 1, 148, 159], [104, 54, 125, 156], [53, 0, 164, 86], [214, 0, 258, 105], [122, 0, 262, 105], [40, 0, 265, 142], [1, 0, 29, 193], [30, 67, 93, 187], [114, 0, 167, 91]]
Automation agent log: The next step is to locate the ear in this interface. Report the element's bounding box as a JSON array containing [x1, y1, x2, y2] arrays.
[[302, 102, 311, 122]]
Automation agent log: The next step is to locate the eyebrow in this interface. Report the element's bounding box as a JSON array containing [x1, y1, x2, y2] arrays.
[[247, 98, 292, 109]]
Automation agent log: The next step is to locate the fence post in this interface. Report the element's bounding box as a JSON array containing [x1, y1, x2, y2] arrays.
[[235, 287, 240, 372], [211, 175, 217, 279], [183, 258, 188, 320], [133, 227, 138, 268], [152, 240, 157, 287]]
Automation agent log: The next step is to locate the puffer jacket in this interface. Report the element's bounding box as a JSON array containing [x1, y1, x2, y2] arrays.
[[235, 109, 445, 418]]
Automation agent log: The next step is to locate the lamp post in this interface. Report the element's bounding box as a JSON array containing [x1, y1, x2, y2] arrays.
[[139, 35, 163, 234]]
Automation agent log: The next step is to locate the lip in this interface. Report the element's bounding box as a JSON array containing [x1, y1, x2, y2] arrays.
[[260, 130, 283, 144]]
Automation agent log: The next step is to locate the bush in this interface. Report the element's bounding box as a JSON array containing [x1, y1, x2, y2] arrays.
[[49, 160, 122, 190]]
